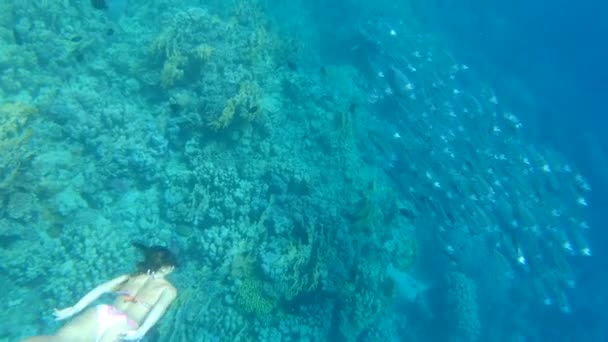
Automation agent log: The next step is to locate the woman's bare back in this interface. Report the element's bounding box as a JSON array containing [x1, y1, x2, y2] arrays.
[[113, 273, 175, 325]]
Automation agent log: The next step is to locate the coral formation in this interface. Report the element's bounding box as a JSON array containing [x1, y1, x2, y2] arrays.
[[0, 1, 592, 341], [160, 54, 186, 88], [0, 102, 36, 190], [446, 271, 481, 341], [236, 277, 276, 315]]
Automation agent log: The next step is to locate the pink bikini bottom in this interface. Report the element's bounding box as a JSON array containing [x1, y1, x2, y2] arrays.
[[95, 304, 138, 342]]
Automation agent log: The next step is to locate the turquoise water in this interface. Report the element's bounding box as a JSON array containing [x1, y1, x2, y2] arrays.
[[1, 1, 603, 341]]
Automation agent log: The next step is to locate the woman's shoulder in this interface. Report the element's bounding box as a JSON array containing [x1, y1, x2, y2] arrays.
[[160, 280, 177, 296], [148, 279, 177, 304]]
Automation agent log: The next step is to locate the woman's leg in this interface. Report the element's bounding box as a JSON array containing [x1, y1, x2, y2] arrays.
[[98, 316, 132, 342], [54, 307, 98, 341], [23, 306, 106, 342]]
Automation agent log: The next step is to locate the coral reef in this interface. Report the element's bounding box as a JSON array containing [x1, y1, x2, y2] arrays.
[[236, 277, 276, 316], [147, 6, 280, 135], [0, 102, 37, 190], [446, 271, 481, 341], [338, 262, 396, 341], [0, 1, 592, 341]]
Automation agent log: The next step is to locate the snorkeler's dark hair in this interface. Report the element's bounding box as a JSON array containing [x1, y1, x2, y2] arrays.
[[132, 242, 179, 274]]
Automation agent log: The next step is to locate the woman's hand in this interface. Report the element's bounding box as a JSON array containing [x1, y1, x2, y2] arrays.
[[121, 330, 144, 341], [53, 307, 77, 321]]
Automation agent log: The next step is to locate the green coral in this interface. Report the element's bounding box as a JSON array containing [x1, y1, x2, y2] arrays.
[[149, 8, 220, 88], [338, 263, 395, 342], [0, 101, 36, 190], [231, 251, 277, 316], [207, 81, 262, 130], [160, 54, 186, 88], [208, 97, 237, 131], [446, 271, 481, 341], [272, 221, 332, 301], [277, 240, 319, 300], [193, 44, 215, 62], [236, 277, 276, 316], [0, 101, 35, 141]]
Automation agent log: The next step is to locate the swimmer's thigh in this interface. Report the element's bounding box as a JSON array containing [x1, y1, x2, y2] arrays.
[[54, 307, 98, 341], [99, 320, 131, 342]]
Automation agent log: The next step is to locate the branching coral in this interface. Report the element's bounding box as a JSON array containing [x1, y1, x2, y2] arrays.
[[150, 8, 219, 89], [160, 54, 186, 88], [236, 277, 276, 315], [279, 240, 318, 300], [338, 262, 395, 341], [207, 81, 262, 130], [446, 271, 481, 341], [193, 44, 214, 63], [208, 97, 237, 131], [150, 8, 218, 59], [0, 101, 37, 190], [277, 220, 333, 301], [229, 249, 278, 316]]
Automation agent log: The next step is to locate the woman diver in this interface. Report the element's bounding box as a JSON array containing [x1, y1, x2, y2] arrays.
[[23, 243, 178, 342]]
